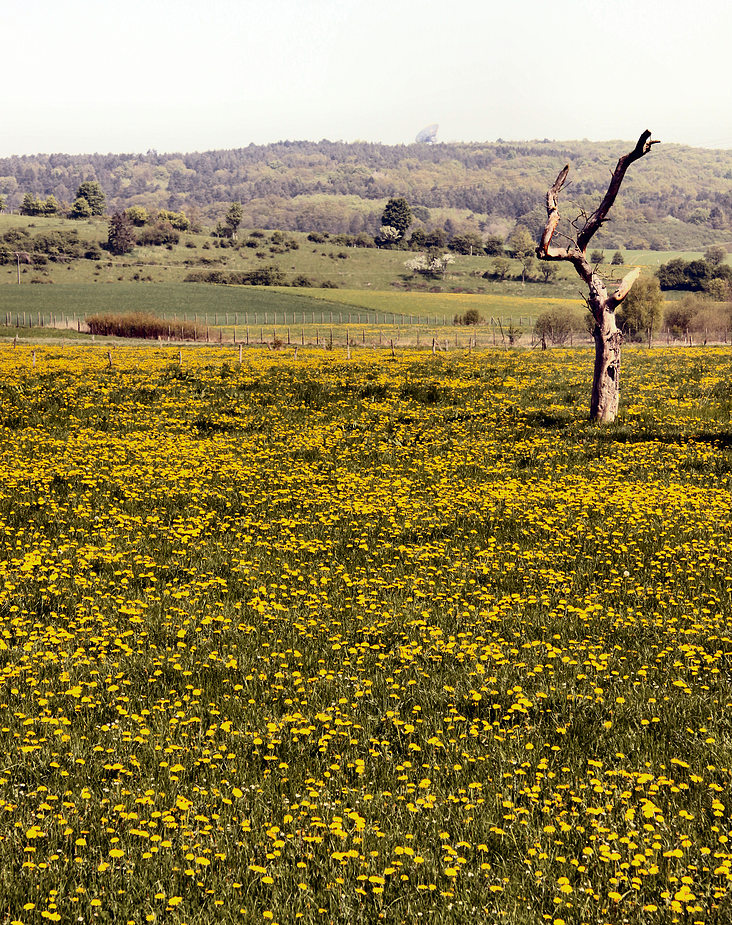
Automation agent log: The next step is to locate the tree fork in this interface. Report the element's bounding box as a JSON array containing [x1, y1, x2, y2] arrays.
[[537, 130, 659, 423]]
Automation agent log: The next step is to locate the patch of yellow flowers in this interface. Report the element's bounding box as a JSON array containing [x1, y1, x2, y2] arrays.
[[0, 343, 730, 924]]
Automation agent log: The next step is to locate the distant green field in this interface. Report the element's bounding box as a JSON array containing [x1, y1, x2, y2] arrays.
[[621, 249, 708, 268], [282, 287, 584, 323], [0, 282, 589, 333], [0, 283, 360, 322]]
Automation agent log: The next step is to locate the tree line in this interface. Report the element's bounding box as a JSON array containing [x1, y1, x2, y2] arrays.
[[2, 139, 731, 248]]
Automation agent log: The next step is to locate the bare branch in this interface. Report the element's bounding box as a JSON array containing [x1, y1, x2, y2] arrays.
[[539, 212, 561, 253], [576, 130, 659, 251], [547, 164, 570, 210], [538, 164, 569, 256], [606, 266, 641, 311]]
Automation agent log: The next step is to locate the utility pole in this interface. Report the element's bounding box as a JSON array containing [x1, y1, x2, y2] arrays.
[[14, 251, 31, 284]]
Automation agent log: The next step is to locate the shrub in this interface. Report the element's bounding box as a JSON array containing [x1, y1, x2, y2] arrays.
[[661, 296, 732, 340], [484, 235, 505, 256], [664, 296, 703, 338], [69, 197, 92, 219], [243, 266, 286, 286], [125, 206, 149, 227], [705, 244, 727, 266], [354, 233, 376, 248], [449, 233, 485, 256], [137, 222, 180, 246], [157, 209, 190, 231], [534, 308, 576, 346], [184, 270, 227, 284], [656, 257, 730, 293], [489, 257, 512, 281], [453, 309, 484, 326], [183, 266, 286, 286], [687, 299, 732, 337], [406, 252, 454, 279]]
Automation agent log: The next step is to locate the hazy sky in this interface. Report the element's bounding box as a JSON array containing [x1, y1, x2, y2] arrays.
[[3, 0, 731, 156]]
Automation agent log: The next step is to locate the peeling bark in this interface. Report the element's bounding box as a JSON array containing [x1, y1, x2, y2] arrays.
[[591, 316, 622, 423], [536, 131, 659, 423]]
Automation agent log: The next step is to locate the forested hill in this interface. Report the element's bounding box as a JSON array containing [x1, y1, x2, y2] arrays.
[[1, 139, 731, 249]]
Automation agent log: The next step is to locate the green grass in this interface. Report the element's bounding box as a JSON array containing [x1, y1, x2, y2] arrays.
[[0, 213, 108, 238], [290, 287, 584, 323], [0, 283, 363, 323], [621, 249, 710, 268], [1, 214, 713, 297], [0, 283, 586, 330]]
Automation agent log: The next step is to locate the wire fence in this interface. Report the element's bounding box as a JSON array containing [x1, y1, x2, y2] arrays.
[[1, 310, 730, 349]]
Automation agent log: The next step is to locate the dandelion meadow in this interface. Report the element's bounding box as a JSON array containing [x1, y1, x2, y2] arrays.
[[0, 343, 731, 925]]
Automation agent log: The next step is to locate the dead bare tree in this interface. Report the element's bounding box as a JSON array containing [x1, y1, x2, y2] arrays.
[[536, 130, 660, 423]]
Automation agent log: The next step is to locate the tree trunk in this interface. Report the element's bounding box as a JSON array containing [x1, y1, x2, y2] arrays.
[[591, 319, 622, 423]]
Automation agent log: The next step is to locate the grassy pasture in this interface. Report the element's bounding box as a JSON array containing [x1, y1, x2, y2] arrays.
[[0, 344, 730, 924], [0, 282, 584, 331], [289, 287, 584, 323], [0, 283, 367, 325], [1, 213, 714, 298]]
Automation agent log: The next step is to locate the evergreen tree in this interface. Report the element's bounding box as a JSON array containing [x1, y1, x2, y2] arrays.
[[107, 211, 136, 255], [381, 198, 412, 239]]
